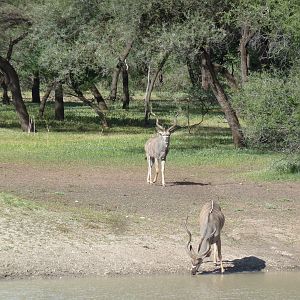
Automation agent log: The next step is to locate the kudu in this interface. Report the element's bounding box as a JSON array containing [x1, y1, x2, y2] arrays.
[[185, 201, 225, 275], [144, 115, 177, 186]]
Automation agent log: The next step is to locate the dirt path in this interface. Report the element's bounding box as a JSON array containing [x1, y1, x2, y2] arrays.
[[0, 162, 299, 279]]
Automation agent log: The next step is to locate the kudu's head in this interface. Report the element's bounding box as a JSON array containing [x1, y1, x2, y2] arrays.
[[184, 217, 204, 275], [154, 115, 177, 146]]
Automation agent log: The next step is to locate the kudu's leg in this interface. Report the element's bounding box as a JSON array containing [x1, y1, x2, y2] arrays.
[[213, 243, 217, 265], [153, 158, 159, 183], [161, 160, 166, 186], [216, 239, 224, 273], [147, 157, 153, 184]]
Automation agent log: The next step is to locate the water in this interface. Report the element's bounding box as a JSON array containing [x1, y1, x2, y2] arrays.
[[0, 272, 299, 300]]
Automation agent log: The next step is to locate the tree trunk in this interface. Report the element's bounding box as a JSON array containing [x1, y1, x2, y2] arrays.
[[186, 58, 198, 87], [122, 63, 130, 109], [39, 82, 54, 117], [31, 71, 41, 103], [74, 88, 108, 128], [0, 56, 32, 131], [186, 55, 202, 88], [144, 51, 170, 125], [1, 75, 10, 104], [109, 40, 133, 101], [1, 33, 28, 106], [54, 82, 64, 121], [240, 25, 254, 85], [90, 84, 108, 112], [70, 75, 108, 128], [200, 48, 245, 148]]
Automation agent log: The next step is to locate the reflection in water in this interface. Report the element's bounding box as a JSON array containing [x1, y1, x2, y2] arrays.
[[0, 272, 299, 299]]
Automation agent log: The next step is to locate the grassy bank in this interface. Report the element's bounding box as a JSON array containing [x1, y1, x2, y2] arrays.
[[0, 98, 298, 181]]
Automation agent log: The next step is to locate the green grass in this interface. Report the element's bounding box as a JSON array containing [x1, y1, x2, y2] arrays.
[[0, 192, 40, 210], [0, 192, 128, 233], [0, 98, 299, 181]]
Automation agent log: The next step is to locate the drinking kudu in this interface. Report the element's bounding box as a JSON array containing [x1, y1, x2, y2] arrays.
[[185, 201, 225, 275]]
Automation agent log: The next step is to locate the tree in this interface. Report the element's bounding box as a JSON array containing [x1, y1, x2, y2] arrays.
[[144, 51, 170, 124], [0, 56, 32, 131], [109, 40, 133, 101], [201, 48, 245, 148], [1, 33, 28, 104], [54, 82, 64, 121], [26, 0, 113, 125], [1, 0, 298, 150], [121, 60, 130, 109], [39, 81, 55, 118], [31, 70, 40, 103], [0, 2, 30, 104]]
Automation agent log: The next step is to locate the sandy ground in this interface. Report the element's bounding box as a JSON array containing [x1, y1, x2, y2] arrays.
[[0, 162, 299, 279]]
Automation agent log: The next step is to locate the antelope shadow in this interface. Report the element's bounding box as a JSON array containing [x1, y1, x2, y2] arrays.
[[224, 256, 266, 273], [200, 256, 266, 275], [169, 181, 211, 186]]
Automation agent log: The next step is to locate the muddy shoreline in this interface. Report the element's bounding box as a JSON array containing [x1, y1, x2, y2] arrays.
[[0, 163, 299, 280]]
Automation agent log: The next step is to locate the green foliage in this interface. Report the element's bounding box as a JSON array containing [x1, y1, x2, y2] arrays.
[[0, 192, 40, 210], [232, 71, 300, 151], [271, 155, 300, 174], [1, 0, 300, 157]]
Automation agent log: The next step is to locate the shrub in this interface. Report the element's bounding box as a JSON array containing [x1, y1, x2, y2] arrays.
[[231, 72, 300, 151], [271, 155, 300, 174]]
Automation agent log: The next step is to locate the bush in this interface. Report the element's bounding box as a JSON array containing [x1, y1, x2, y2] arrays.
[[232, 72, 300, 151], [272, 155, 300, 174]]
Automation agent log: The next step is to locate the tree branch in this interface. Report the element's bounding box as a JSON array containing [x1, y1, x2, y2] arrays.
[[213, 63, 239, 89], [6, 31, 28, 61]]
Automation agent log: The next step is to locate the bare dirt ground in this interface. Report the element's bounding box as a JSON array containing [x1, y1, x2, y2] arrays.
[[0, 162, 299, 279]]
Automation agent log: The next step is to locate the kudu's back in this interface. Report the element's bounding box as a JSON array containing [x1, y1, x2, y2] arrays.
[[199, 201, 225, 240]]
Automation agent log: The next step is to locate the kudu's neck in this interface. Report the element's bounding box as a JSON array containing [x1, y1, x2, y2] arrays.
[[159, 133, 171, 149]]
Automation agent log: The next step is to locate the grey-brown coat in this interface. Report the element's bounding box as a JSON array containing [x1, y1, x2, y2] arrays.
[[185, 201, 225, 275], [144, 116, 177, 186]]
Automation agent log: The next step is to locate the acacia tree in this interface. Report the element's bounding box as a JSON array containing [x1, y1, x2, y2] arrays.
[[54, 82, 64, 121], [143, 51, 171, 124], [121, 60, 130, 109], [109, 40, 133, 101], [0, 1, 33, 131], [39, 81, 55, 117], [227, 0, 300, 150], [0, 2, 31, 104], [151, 0, 245, 147], [31, 70, 40, 103], [223, 0, 300, 83], [0, 56, 32, 131], [200, 48, 245, 147], [128, 0, 189, 123], [24, 0, 114, 126], [2, 0, 298, 147]]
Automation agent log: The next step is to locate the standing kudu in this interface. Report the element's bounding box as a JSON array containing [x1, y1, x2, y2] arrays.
[[185, 201, 225, 275], [144, 115, 177, 186]]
